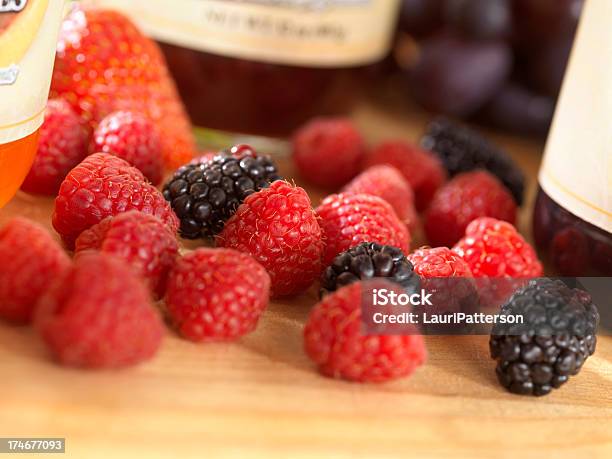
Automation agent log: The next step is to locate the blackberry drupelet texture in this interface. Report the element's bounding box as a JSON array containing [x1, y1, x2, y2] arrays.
[[320, 242, 420, 297], [163, 145, 281, 239], [421, 118, 525, 205], [490, 279, 599, 396]]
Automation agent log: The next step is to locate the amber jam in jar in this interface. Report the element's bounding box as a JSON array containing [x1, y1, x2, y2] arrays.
[[0, 0, 65, 208], [532, 0, 612, 276], [94, 0, 400, 137]]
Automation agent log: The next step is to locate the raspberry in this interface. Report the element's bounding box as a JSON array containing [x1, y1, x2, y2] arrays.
[[425, 170, 517, 247], [421, 118, 525, 204], [408, 246, 473, 278], [165, 248, 270, 341], [292, 117, 366, 188], [304, 282, 427, 382], [216, 181, 323, 297], [453, 217, 543, 277], [53, 153, 178, 249], [21, 99, 89, 195], [343, 165, 419, 231], [35, 252, 164, 368], [0, 218, 71, 324], [92, 111, 163, 185], [163, 145, 281, 239], [316, 192, 411, 266], [320, 242, 420, 297], [407, 246, 478, 332], [75, 211, 179, 297], [490, 279, 599, 396], [365, 140, 446, 211]]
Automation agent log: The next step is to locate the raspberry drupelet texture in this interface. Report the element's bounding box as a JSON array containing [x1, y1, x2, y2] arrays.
[[21, 99, 89, 196], [163, 144, 281, 240], [292, 117, 367, 188], [304, 282, 427, 383], [421, 118, 525, 205], [217, 180, 323, 297], [316, 192, 411, 266], [453, 217, 543, 277], [165, 248, 270, 341], [407, 246, 478, 332], [365, 140, 446, 211], [342, 165, 419, 231], [0, 218, 71, 324], [320, 242, 420, 297], [408, 246, 473, 278], [92, 110, 163, 185], [490, 279, 599, 396], [35, 252, 164, 368], [75, 211, 179, 297], [425, 170, 517, 247], [53, 153, 178, 249]]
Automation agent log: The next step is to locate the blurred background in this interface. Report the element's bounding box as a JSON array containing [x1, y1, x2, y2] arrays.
[[90, 0, 583, 143]]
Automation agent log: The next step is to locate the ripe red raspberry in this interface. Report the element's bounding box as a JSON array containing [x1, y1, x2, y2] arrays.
[[365, 141, 446, 211], [408, 246, 472, 278], [304, 282, 427, 382], [292, 117, 366, 188], [343, 165, 419, 231], [453, 218, 543, 277], [0, 218, 71, 324], [53, 153, 178, 249], [165, 248, 270, 341], [92, 111, 164, 185], [75, 211, 179, 297], [35, 252, 164, 368], [316, 192, 411, 266], [425, 170, 517, 247], [21, 99, 89, 195], [407, 246, 478, 331], [217, 181, 323, 297]]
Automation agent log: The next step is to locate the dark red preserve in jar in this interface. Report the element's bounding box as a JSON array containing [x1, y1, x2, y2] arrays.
[[532, 0, 612, 276], [96, 0, 400, 136]]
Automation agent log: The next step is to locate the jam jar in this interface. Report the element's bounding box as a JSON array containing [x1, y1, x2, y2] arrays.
[[532, 0, 612, 276], [0, 0, 65, 208], [93, 0, 400, 137]]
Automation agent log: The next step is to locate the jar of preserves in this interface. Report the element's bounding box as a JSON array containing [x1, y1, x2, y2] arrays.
[[533, 0, 612, 276], [91, 0, 400, 138], [0, 0, 66, 208]]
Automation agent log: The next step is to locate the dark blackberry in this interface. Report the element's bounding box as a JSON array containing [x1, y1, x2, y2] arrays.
[[490, 279, 599, 396], [163, 145, 281, 239], [421, 118, 525, 205], [320, 242, 420, 297]]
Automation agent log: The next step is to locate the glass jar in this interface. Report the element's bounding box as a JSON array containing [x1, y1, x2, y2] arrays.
[[532, 0, 612, 276], [92, 0, 400, 138], [0, 0, 66, 208]]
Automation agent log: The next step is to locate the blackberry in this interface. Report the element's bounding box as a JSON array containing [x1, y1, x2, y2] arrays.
[[490, 279, 599, 396], [320, 242, 420, 297], [163, 145, 281, 239], [421, 118, 525, 205]]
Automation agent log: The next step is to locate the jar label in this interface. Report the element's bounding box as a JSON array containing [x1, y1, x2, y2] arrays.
[[0, 0, 66, 145], [89, 0, 400, 67], [539, 0, 612, 233]]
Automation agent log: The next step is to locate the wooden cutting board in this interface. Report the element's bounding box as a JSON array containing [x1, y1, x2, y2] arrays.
[[0, 101, 611, 459]]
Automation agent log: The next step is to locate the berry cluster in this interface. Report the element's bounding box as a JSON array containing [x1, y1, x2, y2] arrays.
[[1, 8, 599, 396]]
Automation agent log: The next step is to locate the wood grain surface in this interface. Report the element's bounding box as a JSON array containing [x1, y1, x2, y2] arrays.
[[0, 101, 611, 459]]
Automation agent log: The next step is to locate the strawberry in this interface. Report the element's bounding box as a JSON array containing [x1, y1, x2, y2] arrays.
[[50, 6, 196, 170]]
